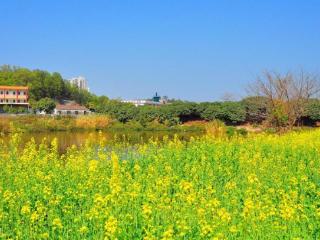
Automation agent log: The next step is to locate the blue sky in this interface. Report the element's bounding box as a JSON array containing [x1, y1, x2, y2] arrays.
[[1, 0, 319, 101]]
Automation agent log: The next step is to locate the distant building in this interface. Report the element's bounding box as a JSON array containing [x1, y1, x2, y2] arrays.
[[69, 76, 89, 91], [122, 99, 162, 107], [0, 86, 29, 107], [152, 92, 161, 102], [54, 101, 90, 116], [122, 93, 168, 107]]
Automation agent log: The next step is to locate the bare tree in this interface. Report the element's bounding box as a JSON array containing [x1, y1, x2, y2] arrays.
[[248, 70, 320, 129], [221, 92, 236, 102]]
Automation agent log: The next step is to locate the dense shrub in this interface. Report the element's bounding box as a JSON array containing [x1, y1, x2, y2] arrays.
[[305, 99, 320, 121], [241, 96, 268, 123], [201, 102, 246, 124], [2, 105, 29, 114]]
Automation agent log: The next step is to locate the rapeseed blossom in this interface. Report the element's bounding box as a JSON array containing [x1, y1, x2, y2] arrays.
[[105, 216, 118, 237], [20, 204, 31, 215], [0, 130, 319, 238], [52, 218, 63, 229]]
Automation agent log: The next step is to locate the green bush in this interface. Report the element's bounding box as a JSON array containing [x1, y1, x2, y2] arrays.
[[236, 128, 248, 136], [3, 105, 28, 114], [241, 96, 268, 123], [305, 99, 320, 121], [201, 102, 246, 124]]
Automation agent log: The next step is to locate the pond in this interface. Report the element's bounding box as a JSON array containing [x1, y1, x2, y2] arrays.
[[1, 130, 204, 152]]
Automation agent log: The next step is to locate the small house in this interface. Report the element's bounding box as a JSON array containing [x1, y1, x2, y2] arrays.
[[54, 101, 90, 116]]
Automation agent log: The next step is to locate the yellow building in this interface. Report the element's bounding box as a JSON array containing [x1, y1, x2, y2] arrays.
[[0, 86, 29, 106]]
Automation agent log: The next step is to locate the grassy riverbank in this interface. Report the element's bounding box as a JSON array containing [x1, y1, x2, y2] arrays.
[[0, 115, 204, 133], [0, 130, 319, 239]]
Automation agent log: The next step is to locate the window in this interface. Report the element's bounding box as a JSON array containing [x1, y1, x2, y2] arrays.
[[6, 99, 8, 103], [13, 100, 15, 103], [75, 111, 79, 115], [0, 99, 3, 103], [18, 91, 20, 95], [0, 91, 3, 94], [6, 91, 8, 95], [17, 100, 20, 103], [13, 91, 16, 95], [23, 91, 26, 95]]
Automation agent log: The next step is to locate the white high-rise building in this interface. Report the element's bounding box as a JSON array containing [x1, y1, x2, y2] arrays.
[[69, 76, 89, 91]]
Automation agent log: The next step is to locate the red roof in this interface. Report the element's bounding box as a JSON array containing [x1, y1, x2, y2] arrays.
[[55, 103, 89, 111], [0, 86, 29, 90]]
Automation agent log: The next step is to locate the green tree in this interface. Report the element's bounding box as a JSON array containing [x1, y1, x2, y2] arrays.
[[35, 98, 56, 114]]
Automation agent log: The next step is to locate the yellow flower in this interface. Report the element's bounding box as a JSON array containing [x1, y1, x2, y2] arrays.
[[134, 163, 141, 173], [52, 218, 63, 229], [229, 225, 238, 233], [161, 226, 174, 240], [79, 226, 89, 234], [143, 233, 157, 240], [210, 198, 221, 208], [176, 220, 190, 237], [200, 224, 213, 237], [30, 212, 39, 223], [280, 205, 295, 220], [225, 181, 236, 190], [39, 232, 49, 239], [186, 193, 196, 204], [21, 204, 31, 215], [247, 173, 259, 184], [111, 152, 120, 175], [290, 177, 298, 185], [88, 160, 99, 172], [213, 233, 225, 240], [105, 216, 118, 236], [316, 208, 320, 218], [3, 190, 13, 202], [179, 180, 193, 192], [142, 204, 152, 217], [217, 208, 231, 223]]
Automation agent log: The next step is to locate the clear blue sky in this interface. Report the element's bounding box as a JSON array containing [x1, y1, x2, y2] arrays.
[[1, 1, 319, 101]]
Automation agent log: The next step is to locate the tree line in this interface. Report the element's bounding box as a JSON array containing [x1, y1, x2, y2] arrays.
[[0, 65, 92, 104], [91, 97, 320, 127], [1, 65, 320, 129]]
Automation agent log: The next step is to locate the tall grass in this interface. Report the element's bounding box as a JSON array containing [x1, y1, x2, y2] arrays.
[[0, 115, 204, 133], [205, 120, 248, 138], [0, 115, 113, 133], [0, 131, 319, 239], [75, 115, 113, 130]]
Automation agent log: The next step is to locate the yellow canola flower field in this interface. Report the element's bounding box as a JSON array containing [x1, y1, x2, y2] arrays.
[[0, 131, 319, 239]]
